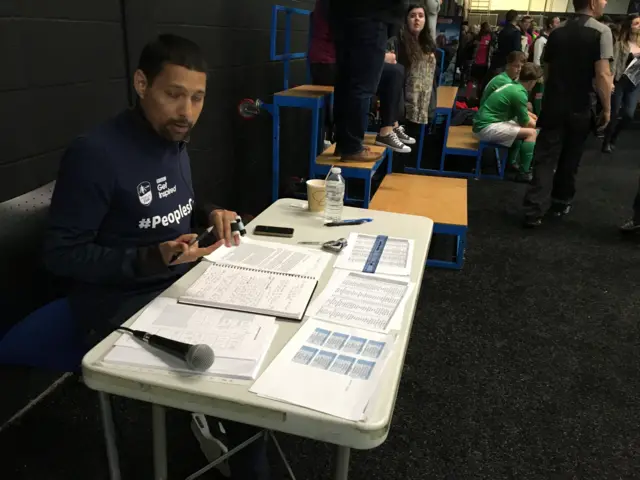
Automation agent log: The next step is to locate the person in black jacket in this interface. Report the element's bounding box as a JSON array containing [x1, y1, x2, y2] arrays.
[[329, 0, 406, 161], [491, 10, 523, 71], [44, 35, 270, 480]]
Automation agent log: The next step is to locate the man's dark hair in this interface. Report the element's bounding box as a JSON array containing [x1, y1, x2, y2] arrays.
[[506, 50, 527, 64], [520, 62, 543, 81], [521, 15, 532, 23], [572, 0, 590, 11], [545, 16, 558, 29], [137, 34, 208, 85], [506, 10, 519, 23]]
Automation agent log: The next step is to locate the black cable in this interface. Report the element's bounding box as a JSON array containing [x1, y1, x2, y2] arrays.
[[117, 326, 135, 335]]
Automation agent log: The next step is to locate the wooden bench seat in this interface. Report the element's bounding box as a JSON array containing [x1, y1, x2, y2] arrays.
[[274, 85, 334, 98], [436, 86, 459, 111], [370, 174, 467, 269], [315, 134, 385, 169], [446, 125, 480, 152], [370, 173, 467, 226]]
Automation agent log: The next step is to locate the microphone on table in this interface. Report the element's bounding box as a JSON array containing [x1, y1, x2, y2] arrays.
[[118, 327, 214, 371]]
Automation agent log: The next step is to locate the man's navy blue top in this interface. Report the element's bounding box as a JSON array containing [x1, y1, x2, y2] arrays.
[[45, 108, 211, 331], [491, 23, 523, 69]]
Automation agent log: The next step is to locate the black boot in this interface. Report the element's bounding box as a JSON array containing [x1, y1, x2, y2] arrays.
[[602, 140, 615, 153]]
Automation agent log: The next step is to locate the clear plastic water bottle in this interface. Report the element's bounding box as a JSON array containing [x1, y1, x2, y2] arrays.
[[324, 167, 345, 222]]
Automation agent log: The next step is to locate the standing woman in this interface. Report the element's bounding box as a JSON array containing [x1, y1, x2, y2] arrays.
[[602, 14, 640, 153], [398, 4, 437, 125], [468, 22, 494, 100]]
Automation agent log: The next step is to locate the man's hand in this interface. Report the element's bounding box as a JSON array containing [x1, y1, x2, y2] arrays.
[[159, 234, 224, 266], [598, 110, 611, 129], [384, 52, 397, 64], [209, 209, 240, 247], [528, 112, 538, 122]]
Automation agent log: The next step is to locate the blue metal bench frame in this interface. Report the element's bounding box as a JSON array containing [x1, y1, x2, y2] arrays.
[[439, 130, 509, 180], [428, 223, 467, 270], [311, 148, 392, 209]]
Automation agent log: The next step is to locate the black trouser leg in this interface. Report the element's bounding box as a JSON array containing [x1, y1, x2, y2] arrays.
[[550, 112, 591, 205], [333, 17, 388, 155], [604, 80, 625, 143], [224, 420, 270, 480], [377, 62, 405, 128], [523, 125, 565, 219], [633, 178, 640, 224]]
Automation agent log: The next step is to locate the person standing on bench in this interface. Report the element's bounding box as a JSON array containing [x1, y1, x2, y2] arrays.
[[310, 0, 414, 154], [374, 44, 416, 153], [522, 0, 613, 228], [44, 34, 270, 480], [329, 0, 405, 162], [473, 63, 543, 183]]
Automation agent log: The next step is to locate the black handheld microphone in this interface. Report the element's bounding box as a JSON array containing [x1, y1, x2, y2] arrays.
[[118, 327, 214, 371]]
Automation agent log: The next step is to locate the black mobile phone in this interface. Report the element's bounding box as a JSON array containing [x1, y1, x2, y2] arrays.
[[253, 225, 295, 238]]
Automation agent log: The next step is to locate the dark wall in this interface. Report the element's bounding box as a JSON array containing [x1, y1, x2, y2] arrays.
[[121, 0, 315, 213], [0, 0, 314, 212], [0, 0, 314, 333], [0, 0, 130, 203]]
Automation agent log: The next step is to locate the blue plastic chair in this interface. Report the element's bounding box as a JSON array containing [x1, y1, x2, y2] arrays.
[[0, 298, 85, 372]]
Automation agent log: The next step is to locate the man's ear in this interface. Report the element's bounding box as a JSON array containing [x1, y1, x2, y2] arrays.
[[133, 70, 148, 100]]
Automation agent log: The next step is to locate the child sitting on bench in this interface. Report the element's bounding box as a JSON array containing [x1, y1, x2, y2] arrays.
[[472, 62, 543, 182], [480, 51, 526, 106]]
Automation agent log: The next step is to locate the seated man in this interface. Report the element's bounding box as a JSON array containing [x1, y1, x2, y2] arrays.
[[480, 50, 526, 106], [44, 34, 269, 480], [473, 63, 543, 183]]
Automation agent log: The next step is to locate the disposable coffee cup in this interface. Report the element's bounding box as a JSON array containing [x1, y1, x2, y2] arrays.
[[306, 179, 326, 212]]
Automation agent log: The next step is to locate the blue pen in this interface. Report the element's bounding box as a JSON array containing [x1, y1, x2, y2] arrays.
[[325, 218, 373, 227]]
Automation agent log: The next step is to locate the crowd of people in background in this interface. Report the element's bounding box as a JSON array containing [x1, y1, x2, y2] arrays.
[[309, 0, 639, 231]]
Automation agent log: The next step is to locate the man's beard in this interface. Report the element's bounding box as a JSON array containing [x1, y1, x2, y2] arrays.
[[160, 120, 193, 141]]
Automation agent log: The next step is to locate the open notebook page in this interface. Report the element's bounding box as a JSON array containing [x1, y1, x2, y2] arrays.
[[204, 237, 331, 280], [180, 264, 317, 320]]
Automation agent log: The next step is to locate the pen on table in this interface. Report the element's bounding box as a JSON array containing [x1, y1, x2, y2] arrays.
[[324, 218, 373, 227], [169, 226, 214, 264]]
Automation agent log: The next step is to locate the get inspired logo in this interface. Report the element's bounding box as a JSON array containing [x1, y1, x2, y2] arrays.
[[156, 176, 177, 199], [137, 181, 152, 206]]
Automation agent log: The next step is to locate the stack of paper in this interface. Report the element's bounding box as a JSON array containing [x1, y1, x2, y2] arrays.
[[305, 269, 415, 333], [250, 318, 396, 421], [334, 233, 414, 277], [250, 267, 415, 420], [103, 297, 278, 380]]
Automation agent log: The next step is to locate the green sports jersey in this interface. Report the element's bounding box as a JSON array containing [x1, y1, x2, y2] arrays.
[[473, 82, 531, 133], [480, 71, 513, 106]]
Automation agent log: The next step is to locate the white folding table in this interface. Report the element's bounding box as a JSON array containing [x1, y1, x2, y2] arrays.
[[82, 198, 434, 480]]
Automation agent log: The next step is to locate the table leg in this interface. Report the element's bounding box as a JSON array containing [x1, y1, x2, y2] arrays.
[[152, 404, 168, 480], [98, 392, 122, 480], [334, 445, 350, 480]]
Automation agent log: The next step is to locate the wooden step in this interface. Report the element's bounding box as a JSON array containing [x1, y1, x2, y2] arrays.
[[274, 84, 334, 98], [446, 125, 480, 152], [315, 133, 385, 169], [370, 173, 467, 227], [436, 86, 459, 110]]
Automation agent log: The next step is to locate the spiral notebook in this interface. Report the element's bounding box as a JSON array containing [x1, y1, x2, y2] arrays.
[[181, 240, 330, 319]]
